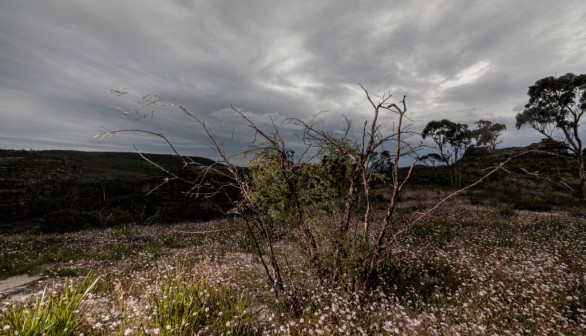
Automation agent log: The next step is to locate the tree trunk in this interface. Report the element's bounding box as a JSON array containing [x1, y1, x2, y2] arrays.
[[263, 227, 284, 293], [577, 155, 586, 199], [294, 204, 318, 262], [341, 178, 355, 233], [361, 172, 371, 241]]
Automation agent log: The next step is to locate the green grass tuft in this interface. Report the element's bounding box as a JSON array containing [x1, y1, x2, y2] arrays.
[[0, 276, 99, 336], [136, 267, 257, 335]]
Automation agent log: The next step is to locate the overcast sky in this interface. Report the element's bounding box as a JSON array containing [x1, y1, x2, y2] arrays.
[[1, 0, 585, 159]]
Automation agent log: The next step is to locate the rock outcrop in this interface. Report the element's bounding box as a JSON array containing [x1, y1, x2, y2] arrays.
[[462, 139, 570, 163]]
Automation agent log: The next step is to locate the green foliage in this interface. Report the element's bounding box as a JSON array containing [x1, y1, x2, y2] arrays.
[[41, 209, 102, 233], [296, 158, 340, 205], [515, 106, 560, 137], [38, 207, 136, 234], [516, 73, 586, 143], [472, 119, 506, 150], [319, 148, 354, 196], [419, 152, 445, 167], [0, 149, 215, 180], [0, 238, 86, 279], [245, 149, 291, 226], [320, 236, 372, 285], [464, 187, 582, 212], [0, 276, 99, 336], [0, 149, 231, 233], [143, 269, 256, 335], [510, 195, 553, 212], [498, 206, 516, 217], [43, 267, 82, 277], [515, 73, 586, 197], [98, 243, 139, 261], [240, 148, 339, 230], [379, 256, 463, 304], [103, 208, 134, 227], [422, 119, 472, 166], [145, 241, 165, 257]]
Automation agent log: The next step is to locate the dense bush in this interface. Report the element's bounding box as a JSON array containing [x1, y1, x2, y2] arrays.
[[102, 208, 134, 227], [41, 209, 102, 233]]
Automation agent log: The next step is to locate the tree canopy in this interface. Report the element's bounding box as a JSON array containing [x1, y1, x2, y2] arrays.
[[472, 120, 506, 151], [515, 73, 585, 151], [515, 72, 586, 197], [421, 119, 472, 166]]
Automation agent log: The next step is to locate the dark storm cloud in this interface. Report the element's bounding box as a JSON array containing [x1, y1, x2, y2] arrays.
[[1, 0, 585, 157]]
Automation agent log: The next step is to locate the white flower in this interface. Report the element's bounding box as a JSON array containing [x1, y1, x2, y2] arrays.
[[225, 321, 231, 327], [124, 328, 133, 335], [152, 328, 160, 335]]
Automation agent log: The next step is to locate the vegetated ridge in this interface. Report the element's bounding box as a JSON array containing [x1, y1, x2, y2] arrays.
[[1, 139, 583, 234], [0, 149, 227, 233]]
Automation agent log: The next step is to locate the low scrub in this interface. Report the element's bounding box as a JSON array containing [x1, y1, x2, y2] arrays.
[[41, 209, 103, 233]]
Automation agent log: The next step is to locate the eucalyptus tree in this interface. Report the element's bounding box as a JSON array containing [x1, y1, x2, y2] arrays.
[[515, 73, 586, 198], [421, 119, 472, 166], [473, 120, 506, 151]]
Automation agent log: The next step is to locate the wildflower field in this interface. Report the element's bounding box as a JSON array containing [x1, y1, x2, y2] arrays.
[[1, 193, 585, 335]]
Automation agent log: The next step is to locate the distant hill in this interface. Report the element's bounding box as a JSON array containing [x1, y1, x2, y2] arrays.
[[1, 142, 583, 234], [0, 149, 230, 233], [0, 149, 217, 180], [408, 139, 583, 210]]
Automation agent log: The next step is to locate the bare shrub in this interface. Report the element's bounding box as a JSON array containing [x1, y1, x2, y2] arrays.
[[100, 86, 521, 309]]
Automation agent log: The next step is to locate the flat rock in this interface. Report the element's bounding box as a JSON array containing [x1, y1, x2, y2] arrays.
[[0, 274, 42, 299]]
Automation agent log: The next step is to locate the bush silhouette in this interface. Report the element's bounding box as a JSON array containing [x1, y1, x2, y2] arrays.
[[41, 209, 102, 233]]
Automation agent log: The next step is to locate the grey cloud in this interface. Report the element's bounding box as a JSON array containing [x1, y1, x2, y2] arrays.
[[1, 0, 585, 158]]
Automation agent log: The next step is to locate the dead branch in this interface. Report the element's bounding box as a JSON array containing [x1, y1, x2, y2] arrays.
[[172, 228, 234, 234], [381, 151, 532, 250]]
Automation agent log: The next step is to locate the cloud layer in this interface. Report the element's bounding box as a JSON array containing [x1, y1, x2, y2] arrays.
[[1, 0, 585, 157]]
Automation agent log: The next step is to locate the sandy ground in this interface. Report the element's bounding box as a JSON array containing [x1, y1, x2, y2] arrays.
[[0, 274, 42, 301]]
